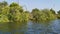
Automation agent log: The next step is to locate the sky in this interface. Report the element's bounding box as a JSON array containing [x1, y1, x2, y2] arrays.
[[0, 0, 60, 12]]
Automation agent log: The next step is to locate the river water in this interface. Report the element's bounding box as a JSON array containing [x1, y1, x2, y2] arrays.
[[0, 19, 60, 34]]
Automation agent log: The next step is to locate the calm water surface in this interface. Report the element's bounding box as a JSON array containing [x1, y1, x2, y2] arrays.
[[0, 19, 60, 34]]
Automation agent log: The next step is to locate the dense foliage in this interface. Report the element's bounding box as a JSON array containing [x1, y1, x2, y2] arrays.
[[0, 1, 60, 23], [0, 1, 30, 23], [57, 10, 60, 19], [31, 8, 57, 22]]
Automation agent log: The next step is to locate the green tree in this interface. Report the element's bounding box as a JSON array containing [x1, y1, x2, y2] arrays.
[[9, 2, 29, 23], [50, 8, 56, 14], [10, 2, 23, 13], [31, 8, 42, 21], [42, 9, 56, 20], [0, 6, 9, 23], [0, 1, 8, 7], [57, 10, 60, 19], [31, 8, 57, 22], [57, 10, 60, 14], [9, 2, 21, 22]]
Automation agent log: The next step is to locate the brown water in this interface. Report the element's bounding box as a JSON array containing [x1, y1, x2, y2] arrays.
[[0, 19, 60, 34]]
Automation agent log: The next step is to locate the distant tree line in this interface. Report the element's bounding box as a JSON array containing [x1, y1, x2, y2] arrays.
[[0, 1, 60, 23]]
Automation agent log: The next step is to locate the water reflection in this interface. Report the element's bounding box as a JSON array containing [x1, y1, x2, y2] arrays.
[[0, 22, 27, 34], [0, 20, 60, 34], [50, 19, 60, 34], [27, 21, 52, 34]]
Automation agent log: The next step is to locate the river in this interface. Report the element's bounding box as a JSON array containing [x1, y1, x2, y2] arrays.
[[0, 19, 60, 34]]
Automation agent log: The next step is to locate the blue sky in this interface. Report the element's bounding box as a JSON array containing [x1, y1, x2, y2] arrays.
[[0, 0, 60, 12]]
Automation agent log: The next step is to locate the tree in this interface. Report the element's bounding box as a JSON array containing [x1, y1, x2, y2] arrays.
[[31, 8, 40, 13], [50, 8, 56, 14], [31, 8, 42, 21], [9, 2, 21, 22], [0, 1, 8, 7], [42, 9, 56, 20], [31, 8, 57, 22], [57, 10, 60, 19], [10, 2, 23, 13], [9, 2, 29, 23], [57, 10, 60, 14], [0, 5, 9, 23], [0, 1, 8, 15]]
